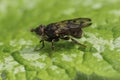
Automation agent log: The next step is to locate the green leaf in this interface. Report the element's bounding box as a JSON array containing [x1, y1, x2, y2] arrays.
[[0, 0, 120, 80]]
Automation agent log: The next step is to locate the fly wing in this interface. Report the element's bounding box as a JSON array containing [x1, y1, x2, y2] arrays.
[[49, 18, 91, 29], [48, 18, 83, 29], [47, 18, 91, 36]]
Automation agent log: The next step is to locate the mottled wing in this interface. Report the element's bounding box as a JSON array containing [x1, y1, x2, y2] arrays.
[[47, 18, 91, 38], [63, 18, 91, 28], [47, 18, 84, 34], [49, 18, 91, 29]]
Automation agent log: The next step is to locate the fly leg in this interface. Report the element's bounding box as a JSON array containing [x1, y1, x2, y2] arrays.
[[34, 40, 44, 51], [60, 35, 70, 40], [70, 37, 86, 48], [51, 39, 55, 50], [40, 40, 45, 49]]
